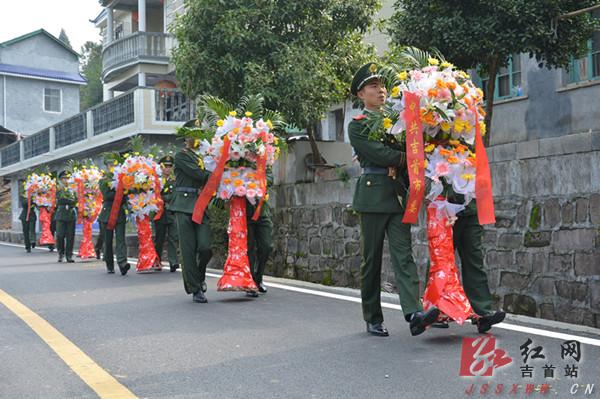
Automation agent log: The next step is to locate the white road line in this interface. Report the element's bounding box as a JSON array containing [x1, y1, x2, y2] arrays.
[[2, 241, 600, 346]]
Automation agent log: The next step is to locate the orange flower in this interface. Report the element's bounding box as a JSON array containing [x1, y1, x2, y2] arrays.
[[447, 156, 459, 164], [420, 108, 437, 126], [248, 182, 257, 189], [454, 144, 468, 154], [223, 178, 232, 184], [428, 88, 439, 98], [122, 175, 135, 188], [439, 148, 453, 157], [436, 79, 447, 89], [446, 81, 457, 90], [233, 179, 244, 187], [243, 126, 252, 134], [230, 172, 240, 177]]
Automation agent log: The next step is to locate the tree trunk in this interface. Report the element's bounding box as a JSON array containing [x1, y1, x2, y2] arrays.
[[484, 55, 499, 147], [306, 123, 324, 165]]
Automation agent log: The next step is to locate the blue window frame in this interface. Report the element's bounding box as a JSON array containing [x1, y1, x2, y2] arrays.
[[567, 10, 600, 83], [480, 54, 523, 101]]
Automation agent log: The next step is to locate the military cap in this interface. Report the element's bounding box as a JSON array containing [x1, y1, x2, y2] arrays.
[[351, 62, 382, 96], [159, 155, 174, 166]]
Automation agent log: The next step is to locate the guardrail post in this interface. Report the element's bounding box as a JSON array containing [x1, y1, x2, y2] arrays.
[[49, 127, 55, 152], [86, 110, 94, 139]]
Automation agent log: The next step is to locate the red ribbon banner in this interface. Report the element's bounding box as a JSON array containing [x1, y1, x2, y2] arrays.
[[472, 107, 496, 225], [107, 175, 125, 230], [402, 91, 426, 224], [77, 180, 85, 224], [192, 136, 231, 224], [152, 170, 164, 221]]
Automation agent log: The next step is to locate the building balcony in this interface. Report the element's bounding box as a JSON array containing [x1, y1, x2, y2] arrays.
[[0, 87, 194, 176], [102, 31, 175, 82]]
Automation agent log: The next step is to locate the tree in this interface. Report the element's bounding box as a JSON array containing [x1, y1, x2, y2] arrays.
[[387, 0, 600, 144], [58, 28, 72, 49], [171, 0, 380, 164], [79, 41, 103, 110]]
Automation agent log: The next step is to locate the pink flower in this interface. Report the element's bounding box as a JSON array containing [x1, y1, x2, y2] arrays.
[[246, 188, 257, 198], [234, 186, 247, 196], [219, 190, 231, 200], [435, 161, 450, 177], [410, 70, 424, 81]]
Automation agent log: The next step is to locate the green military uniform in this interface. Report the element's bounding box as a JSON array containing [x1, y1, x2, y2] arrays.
[[55, 175, 77, 262], [98, 175, 129, 274], [246, 201, 273, 291], [19, 195, 37, 252], [154, 156, 179, 270], [246, 171, 274, 292], [171, 147, 212, 297], [447, 192, 494, 316], [94, 222, 104, 259], [349, 62, 439, 336]]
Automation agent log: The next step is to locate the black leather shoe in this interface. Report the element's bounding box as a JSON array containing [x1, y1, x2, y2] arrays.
[[201, 281, 207, 293], [366, 322, 389, 337], [409, 307, 440, 336], [49, 246, 55, 252], [192, 290, 208, 303], [66, 258, 75, 263], [107, 269, 115, 274], [58, 255, 64, 262], [31, 243, 36, 248], [95, 250, 101, 260], [258, 282, 267, 293], [119, 263, 131, 276], [26, 248, 31, 253], [246, 291, 259, 297], [476, 310, 506, 334], [170, 264, 179, 273], [431, 320, 449, 329]]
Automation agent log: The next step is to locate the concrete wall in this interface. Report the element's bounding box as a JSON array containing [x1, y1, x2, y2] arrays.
[[488, 56, 600, 146], [2, 76, 80, 135], [0, 35, 79, 74]]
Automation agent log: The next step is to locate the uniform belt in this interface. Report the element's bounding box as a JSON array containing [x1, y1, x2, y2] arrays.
[[57, 204, 76, 210], [175, 187, 201, 193], [362, 167, 388, 175]]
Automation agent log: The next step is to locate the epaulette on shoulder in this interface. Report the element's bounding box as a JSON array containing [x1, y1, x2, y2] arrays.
[[353, 114, 366, 121]]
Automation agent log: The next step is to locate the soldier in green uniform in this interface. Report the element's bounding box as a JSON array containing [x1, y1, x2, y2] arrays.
[[154, 155, 180, 272], [171, 128, 212, 303], [94, 222, 104, 259], [246, 170, 274, 297], [349, 63, 439, 337], [98, 158, 130, 275], [19, 193, 36, 253], [55, 171, 77, 263]]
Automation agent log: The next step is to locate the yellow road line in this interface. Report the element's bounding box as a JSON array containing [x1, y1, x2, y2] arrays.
[[0, 288, 137, 399]]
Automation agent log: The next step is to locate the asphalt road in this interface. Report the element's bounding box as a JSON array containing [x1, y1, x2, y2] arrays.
[[1, 242, 599, 399]]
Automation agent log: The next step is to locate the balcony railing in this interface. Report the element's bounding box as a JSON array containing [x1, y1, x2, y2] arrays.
[[102, 32, 175, 79], [0, 88, 194, 172]]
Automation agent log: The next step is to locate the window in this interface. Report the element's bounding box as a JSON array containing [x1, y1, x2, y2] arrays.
[[43, 88, 61, 113], [567, 10, 600, 83], [480, 53, 523, 100]]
